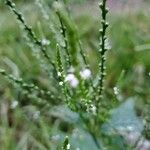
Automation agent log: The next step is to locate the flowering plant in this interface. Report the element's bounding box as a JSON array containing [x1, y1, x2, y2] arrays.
[[0, 0, 149, 149]]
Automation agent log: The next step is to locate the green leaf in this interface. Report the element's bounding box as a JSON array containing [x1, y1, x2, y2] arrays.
[[102, 98, 144, 134], [49, 105, 79, 124]]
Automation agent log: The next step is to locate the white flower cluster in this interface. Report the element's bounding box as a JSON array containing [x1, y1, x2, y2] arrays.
[[80, 68, 91, 80], [65, 68, 92, 88], [65, 73, 79, 88]]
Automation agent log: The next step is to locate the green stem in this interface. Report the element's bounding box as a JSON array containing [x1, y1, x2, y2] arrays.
[[5, 0, 57, 76], [96, 0, 109, 104]]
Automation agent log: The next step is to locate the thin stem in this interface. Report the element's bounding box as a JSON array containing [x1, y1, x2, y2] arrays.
[[62, 136, 70, 150], [0, 69, 59, 102], [57, 12, 71, 69], [79, 112, 101, 149], [56, 44, 72, 106], [5, 0, 57, 75], [96, 0, 109, 103]]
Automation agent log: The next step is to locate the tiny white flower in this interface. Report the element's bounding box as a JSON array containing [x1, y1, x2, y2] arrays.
[[90, 104, 96, 115], [65, 74, 79, 88], [67, 143, 71, 150], [41, 38, 50, 46], [11, 100, 18, 109], [70, 77, 79, 88], [59, 81, 63, 86], [113, 87, 119, 95], [80, 68, 91, 80], [57, 71, 61, 77], [65, 74, 76, 82]]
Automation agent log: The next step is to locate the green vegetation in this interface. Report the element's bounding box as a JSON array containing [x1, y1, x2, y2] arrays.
[[0, 0, 150, 149]]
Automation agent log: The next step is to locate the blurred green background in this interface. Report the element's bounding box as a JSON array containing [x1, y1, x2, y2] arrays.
[[0, 0, 150, 149]]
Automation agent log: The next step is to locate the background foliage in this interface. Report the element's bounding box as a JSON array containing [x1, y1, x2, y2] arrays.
[[0, 0, 150, 149]]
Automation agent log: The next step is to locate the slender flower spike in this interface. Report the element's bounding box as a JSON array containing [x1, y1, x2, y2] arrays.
[[5, 0, 57, 74], [96, 0, 109, 103], [80, 68, 91, 80], [0, 68, 57, 101], [65, 73, 79, 88], [66, 144, 70, 150], [56, 3, 71, 68], [62, 136, 70, 150]]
